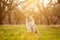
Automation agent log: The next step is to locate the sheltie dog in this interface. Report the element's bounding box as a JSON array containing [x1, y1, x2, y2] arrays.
[[26, 15, 38, 33]]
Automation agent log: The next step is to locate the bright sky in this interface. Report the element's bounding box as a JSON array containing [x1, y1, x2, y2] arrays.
[[44, 0, 50, 7], [17, 0, 58, 13]]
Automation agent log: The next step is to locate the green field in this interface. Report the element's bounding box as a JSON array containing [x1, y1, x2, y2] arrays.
[[0, 25, 60, 40]]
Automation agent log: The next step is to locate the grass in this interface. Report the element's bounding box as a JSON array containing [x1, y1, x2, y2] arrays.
[[0, 25, 60, 40]]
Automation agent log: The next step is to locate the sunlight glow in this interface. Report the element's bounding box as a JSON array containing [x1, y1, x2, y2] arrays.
[[26, 0, 34, 4], [44, 0, 49, 7], [17, 0, 58, 13]]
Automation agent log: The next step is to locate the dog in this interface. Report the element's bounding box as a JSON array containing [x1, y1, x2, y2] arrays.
[[26, 15, 38, 33]]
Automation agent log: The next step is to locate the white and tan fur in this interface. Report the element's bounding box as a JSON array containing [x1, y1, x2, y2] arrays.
[[26, 15, 38, 33]]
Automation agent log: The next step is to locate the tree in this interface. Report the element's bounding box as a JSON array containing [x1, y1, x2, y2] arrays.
[[0, 0, 25, 25]]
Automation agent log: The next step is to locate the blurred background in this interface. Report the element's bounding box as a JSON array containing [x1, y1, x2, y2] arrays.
[[0, 0, 60, 25]]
